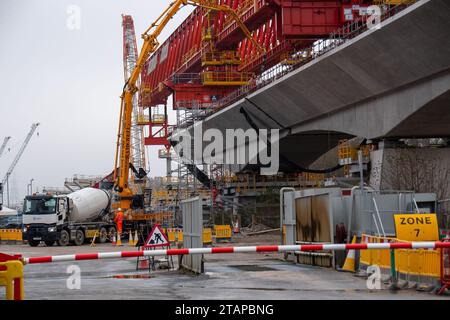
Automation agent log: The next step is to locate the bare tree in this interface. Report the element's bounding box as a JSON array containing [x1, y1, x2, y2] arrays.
[[381, 149, 449, 200]]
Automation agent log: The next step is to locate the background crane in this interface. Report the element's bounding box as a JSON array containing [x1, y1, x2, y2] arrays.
[[122, 15, 147, 179], [2, 123, 40, 207], [113, 0, 263, 214], [0, 136, 11, 158]]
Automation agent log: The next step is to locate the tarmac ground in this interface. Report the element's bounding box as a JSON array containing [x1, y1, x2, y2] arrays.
[[0, 234, 448, 300]]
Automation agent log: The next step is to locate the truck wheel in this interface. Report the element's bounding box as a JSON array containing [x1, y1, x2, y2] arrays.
[[108, 226, 116, 242], [74, 229, 85, 246], [29, 240, 40, 247], [98, 227, 108, 244], [45, 240, 55, 247], [58, 230, 70, 246]]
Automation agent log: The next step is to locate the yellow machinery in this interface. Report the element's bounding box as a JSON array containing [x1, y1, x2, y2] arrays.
[[113, 0, 265, 214], [338, 139, 370, 178]]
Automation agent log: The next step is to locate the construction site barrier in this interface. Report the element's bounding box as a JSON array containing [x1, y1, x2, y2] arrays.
[[0, 260, 24, 300], [163, 228, 213, 245], [177, 229, 183, 242], [203, 228, 212, 244], [22, 242, 450, 265], [163, 228, 177, 243], [214, 225, 232, 240], [359, 234, 441, 283], [0, 229, 22, 243], [359, 234, 393, 268]]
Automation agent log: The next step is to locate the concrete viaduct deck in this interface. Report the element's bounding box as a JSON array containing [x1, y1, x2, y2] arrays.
[[172, 0, 450, 172]]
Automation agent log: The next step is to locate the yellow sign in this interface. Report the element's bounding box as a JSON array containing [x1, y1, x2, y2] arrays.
[[394, 213, 439, 241]]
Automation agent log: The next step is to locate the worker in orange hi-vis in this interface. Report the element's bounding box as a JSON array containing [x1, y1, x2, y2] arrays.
[[114, 208, 124, 237]]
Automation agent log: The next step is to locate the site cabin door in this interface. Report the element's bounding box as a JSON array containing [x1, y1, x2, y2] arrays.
[[295, 194, 334, 267]]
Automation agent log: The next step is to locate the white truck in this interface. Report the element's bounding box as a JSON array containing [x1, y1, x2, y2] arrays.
[[22, 188, 116, 246]]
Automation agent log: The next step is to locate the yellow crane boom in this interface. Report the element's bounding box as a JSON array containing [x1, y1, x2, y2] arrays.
[[113, 0, 265, 212]]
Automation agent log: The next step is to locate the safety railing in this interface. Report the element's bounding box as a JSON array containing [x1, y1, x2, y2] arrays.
[[280, 51, 311, 66], [374, 0, 416, 5], [157, 148, 177, 159], [182, 46, 199, 65], [0, 260, 24, 300], [202, 51, 241, 66], [136, 115, 150, 125], [201, 71, 254, 86], [174, 100, 215, 110], [171, 73, 202, 85], [151, 114, 166, 124]]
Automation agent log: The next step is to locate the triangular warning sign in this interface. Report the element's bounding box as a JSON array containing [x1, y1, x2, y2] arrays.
[[144, 224, 170, 248]]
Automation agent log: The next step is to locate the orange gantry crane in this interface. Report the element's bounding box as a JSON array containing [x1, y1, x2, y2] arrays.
[[113, 0, 264, 216]]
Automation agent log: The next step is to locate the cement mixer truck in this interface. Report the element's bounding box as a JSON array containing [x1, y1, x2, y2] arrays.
[[22, 188, 116, 246]]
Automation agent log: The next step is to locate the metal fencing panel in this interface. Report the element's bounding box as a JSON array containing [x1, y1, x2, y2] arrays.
[[181, 196, 203, 273], [282, 191, 296, 245]]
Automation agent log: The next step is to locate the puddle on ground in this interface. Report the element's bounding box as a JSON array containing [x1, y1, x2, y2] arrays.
[[107, 274, 153, 279], [229, 265, 277, 272]]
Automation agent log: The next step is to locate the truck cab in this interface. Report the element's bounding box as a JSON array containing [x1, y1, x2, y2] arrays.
[[22, 194, 70, 246], [22, 188, 114, 247]]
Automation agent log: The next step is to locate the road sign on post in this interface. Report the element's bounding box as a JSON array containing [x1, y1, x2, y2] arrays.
[[144, 224, 169, 248], [393, 213, 439, 241]]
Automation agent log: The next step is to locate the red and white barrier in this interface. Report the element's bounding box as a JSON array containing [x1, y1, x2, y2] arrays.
[[22, 241, 450, 265]]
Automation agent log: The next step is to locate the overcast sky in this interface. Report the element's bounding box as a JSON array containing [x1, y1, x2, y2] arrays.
[[0, 0, 193, 206]]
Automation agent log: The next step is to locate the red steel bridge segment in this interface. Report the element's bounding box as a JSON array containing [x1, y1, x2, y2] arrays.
[[139, 0, 375, 109], [136, 0, 379, 148]]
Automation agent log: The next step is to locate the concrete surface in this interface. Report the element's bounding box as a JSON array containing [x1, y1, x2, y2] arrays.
[[1, 241, 448, 300]]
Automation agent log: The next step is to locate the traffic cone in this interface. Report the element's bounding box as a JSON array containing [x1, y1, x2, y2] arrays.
[[341, 235, 357, 272], [116, 233, 122, 246], [138, 259, 149, 269], [129, 231, 133, 246], [111, 234, 116, 246], [134, 230, 138, 246], [233, 221, 240, 234]]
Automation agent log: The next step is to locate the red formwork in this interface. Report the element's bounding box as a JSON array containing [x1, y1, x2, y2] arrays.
[[139, 0, 280, 108], [281, 1, 341, 38], [172, 84, 235, 109], [138, 0, 375, 144]]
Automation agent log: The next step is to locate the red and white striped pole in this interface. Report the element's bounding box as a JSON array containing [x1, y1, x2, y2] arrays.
[[23, 241, 450, 265]]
